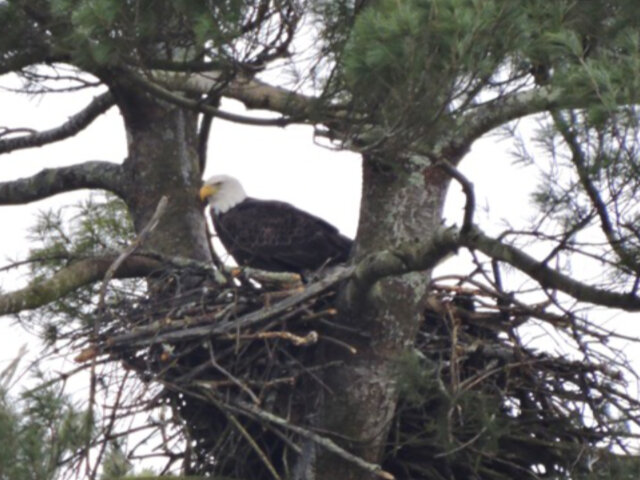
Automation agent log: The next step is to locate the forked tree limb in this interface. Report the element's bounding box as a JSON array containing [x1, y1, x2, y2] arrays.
[[460, 226, 640, 311], [123, 69, 295, 126]]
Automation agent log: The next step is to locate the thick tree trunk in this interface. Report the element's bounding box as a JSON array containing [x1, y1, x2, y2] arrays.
[[114, 89, 211, 263], [309, 157, 450, 480], [111, 93, 223, 471]]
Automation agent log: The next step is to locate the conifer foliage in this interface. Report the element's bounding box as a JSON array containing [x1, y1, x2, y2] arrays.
[[2, 1, 640, 479]]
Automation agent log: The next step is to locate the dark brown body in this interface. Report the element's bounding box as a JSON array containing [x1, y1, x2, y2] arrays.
[[211, 198, 352, 274]]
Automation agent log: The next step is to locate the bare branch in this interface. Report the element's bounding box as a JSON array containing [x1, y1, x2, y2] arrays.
[[0, 161, 125, 204], [0, 255, 161, 316], [222, 76, 322, 119], [437, 160, 475, 234], [461, 226, 640, 311], [0, 91, 115, 154], [229, 399, 396, 480]]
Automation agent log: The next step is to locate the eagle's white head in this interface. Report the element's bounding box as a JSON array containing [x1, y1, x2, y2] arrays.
[[199, 174, 247, 214]]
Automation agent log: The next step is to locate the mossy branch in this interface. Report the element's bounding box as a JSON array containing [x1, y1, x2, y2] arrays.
[[0, 161, 125, 205], [0, 255, 160, 315], [346, 224, 640, 312], [344, 227, 459, 309]]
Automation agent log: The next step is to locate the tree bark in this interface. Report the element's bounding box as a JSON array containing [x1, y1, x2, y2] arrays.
[[306, 156, 451, 479], [108, 89, 222, 472], [113, 88, 211, 263]]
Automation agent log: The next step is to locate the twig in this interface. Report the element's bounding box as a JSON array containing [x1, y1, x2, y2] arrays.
[[319, 335, 358, 355], [220, 330, 319, 347], [230, 399, 396, 480], [105, 265, 354, 349], [206, 341, 261, 405], [212, 398, 284, 480], [434, 422, 490, 458], [97, 196, 168, 310], [87, 196, 167, 477], [89, 371, 131, 480]]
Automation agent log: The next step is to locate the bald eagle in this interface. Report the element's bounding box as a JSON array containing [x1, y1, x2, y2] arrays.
[[199, 175, 352, 274]]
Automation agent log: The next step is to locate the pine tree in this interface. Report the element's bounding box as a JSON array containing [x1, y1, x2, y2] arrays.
[[2, 1, 640, 478], [0, 357, 90, 480]]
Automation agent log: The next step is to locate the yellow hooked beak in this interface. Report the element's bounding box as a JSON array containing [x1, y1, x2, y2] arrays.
[[199, 184, 218, 202]]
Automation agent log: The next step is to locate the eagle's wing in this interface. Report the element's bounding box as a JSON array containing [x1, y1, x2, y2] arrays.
[[212, 199, 351, 273]]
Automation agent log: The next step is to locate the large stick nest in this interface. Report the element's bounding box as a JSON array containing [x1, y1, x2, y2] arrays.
[[71, 264, 640, 479]]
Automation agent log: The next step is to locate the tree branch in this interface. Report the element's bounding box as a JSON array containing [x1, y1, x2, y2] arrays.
[[0, 255, 161, 316], [460, 226, 640, 311], [145, 69, 337, 123], [436, 81, 640, 163], [98, 196, 168, 309], [0, 161, 125, 205], [105, 265, 354, 350], [429, 87, 563, 161], [551, 111, 640, 273], [0, 91, 115, 154], [217, 75, 322, 119], [344, 227, 459, 309], [347, 220, 640, 313], [436, 160, 475, 234], [123, 69, 296, 126]]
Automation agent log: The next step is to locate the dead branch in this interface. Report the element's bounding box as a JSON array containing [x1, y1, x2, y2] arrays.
[[151, 69, 326, 121], [104, 265, 353, 350], [123, 69, 294, 127], [228, 398, 396, 480], [220, 330, 319, 347]]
